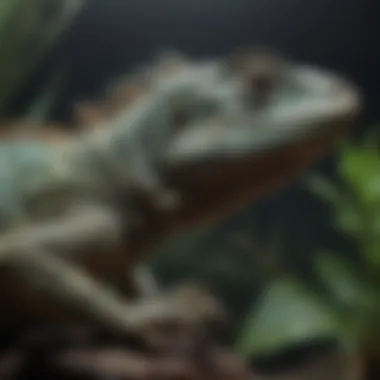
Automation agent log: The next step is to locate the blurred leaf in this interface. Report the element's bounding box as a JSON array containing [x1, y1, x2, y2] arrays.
[[0, 0, 83, 112], [0, 0, 25, 38], [315, 252, 366, 309], [23, 65, 66, 125], [336, 142, 380, 264], [307, 174, 365, 238], [362, 127, 380, 150], [339, 143, 380, 208], [235, 277, 339, 357], [307, 174, 342, 205], [334, 202, 363, 238]]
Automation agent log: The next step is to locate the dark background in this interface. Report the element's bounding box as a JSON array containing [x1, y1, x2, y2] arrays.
[[18, 0, 380, 124]]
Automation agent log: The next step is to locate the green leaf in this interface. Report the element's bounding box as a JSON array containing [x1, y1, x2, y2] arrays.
[[339, 143, 380, 208], [306, 174, 342, 205], [0, 0, 83, 112], [361, 128, 380, 150], [235, 277, 339, 357], [23, 65, 66, 125], [315, 252, 366, 309], [306, 174, 365, 238], [334, 202, 363, 237]]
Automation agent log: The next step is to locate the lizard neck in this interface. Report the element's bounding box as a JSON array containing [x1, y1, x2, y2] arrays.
[[60, 90, 169, 194]]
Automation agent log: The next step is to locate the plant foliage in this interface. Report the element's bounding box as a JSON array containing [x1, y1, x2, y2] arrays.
[[0, 0, 83, 117], [235, 136, 380, 358]]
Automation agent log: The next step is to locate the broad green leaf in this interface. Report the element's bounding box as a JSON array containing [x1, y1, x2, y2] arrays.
[[235, 277, 339, 357]]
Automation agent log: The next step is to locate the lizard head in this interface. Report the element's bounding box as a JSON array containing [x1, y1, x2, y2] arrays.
[[163, 49, 360, 168], [145, 48, 361, 233]]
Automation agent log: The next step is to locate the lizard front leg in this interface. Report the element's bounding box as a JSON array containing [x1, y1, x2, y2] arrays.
[[0, 206, 224, 342], [0, 203, 123, 259], [5, 252, 224, 343], [7, 249, 148, 336]]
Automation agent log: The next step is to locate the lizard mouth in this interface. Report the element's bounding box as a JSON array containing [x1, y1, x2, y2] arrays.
[[163, 65, 361, 169]]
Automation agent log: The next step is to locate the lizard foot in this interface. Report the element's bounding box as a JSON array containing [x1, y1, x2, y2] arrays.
[[134, 284, 228, 350], [153, 189, 181, 212]]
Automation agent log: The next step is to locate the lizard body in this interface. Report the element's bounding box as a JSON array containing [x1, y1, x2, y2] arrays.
[[0, 52, 255, 334], [0, 56, 228, 221], [0, 49, 360, 339]]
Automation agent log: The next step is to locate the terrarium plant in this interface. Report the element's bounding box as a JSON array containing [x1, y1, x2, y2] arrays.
[[235, 135, 380, 380], [0, 0, 83, 120]]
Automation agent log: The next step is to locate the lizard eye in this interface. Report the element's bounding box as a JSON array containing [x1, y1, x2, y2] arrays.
[[225, 47, 286, 109], [244, 56, 283, 108]]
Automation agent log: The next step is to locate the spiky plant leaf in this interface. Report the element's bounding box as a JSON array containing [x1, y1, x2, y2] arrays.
[[0, 0, 83, 112], [315, 252, 367, 309], [23, 65, 65, 125]]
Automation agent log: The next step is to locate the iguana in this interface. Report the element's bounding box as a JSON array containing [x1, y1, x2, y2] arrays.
[[0, 49, 360, 342]]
